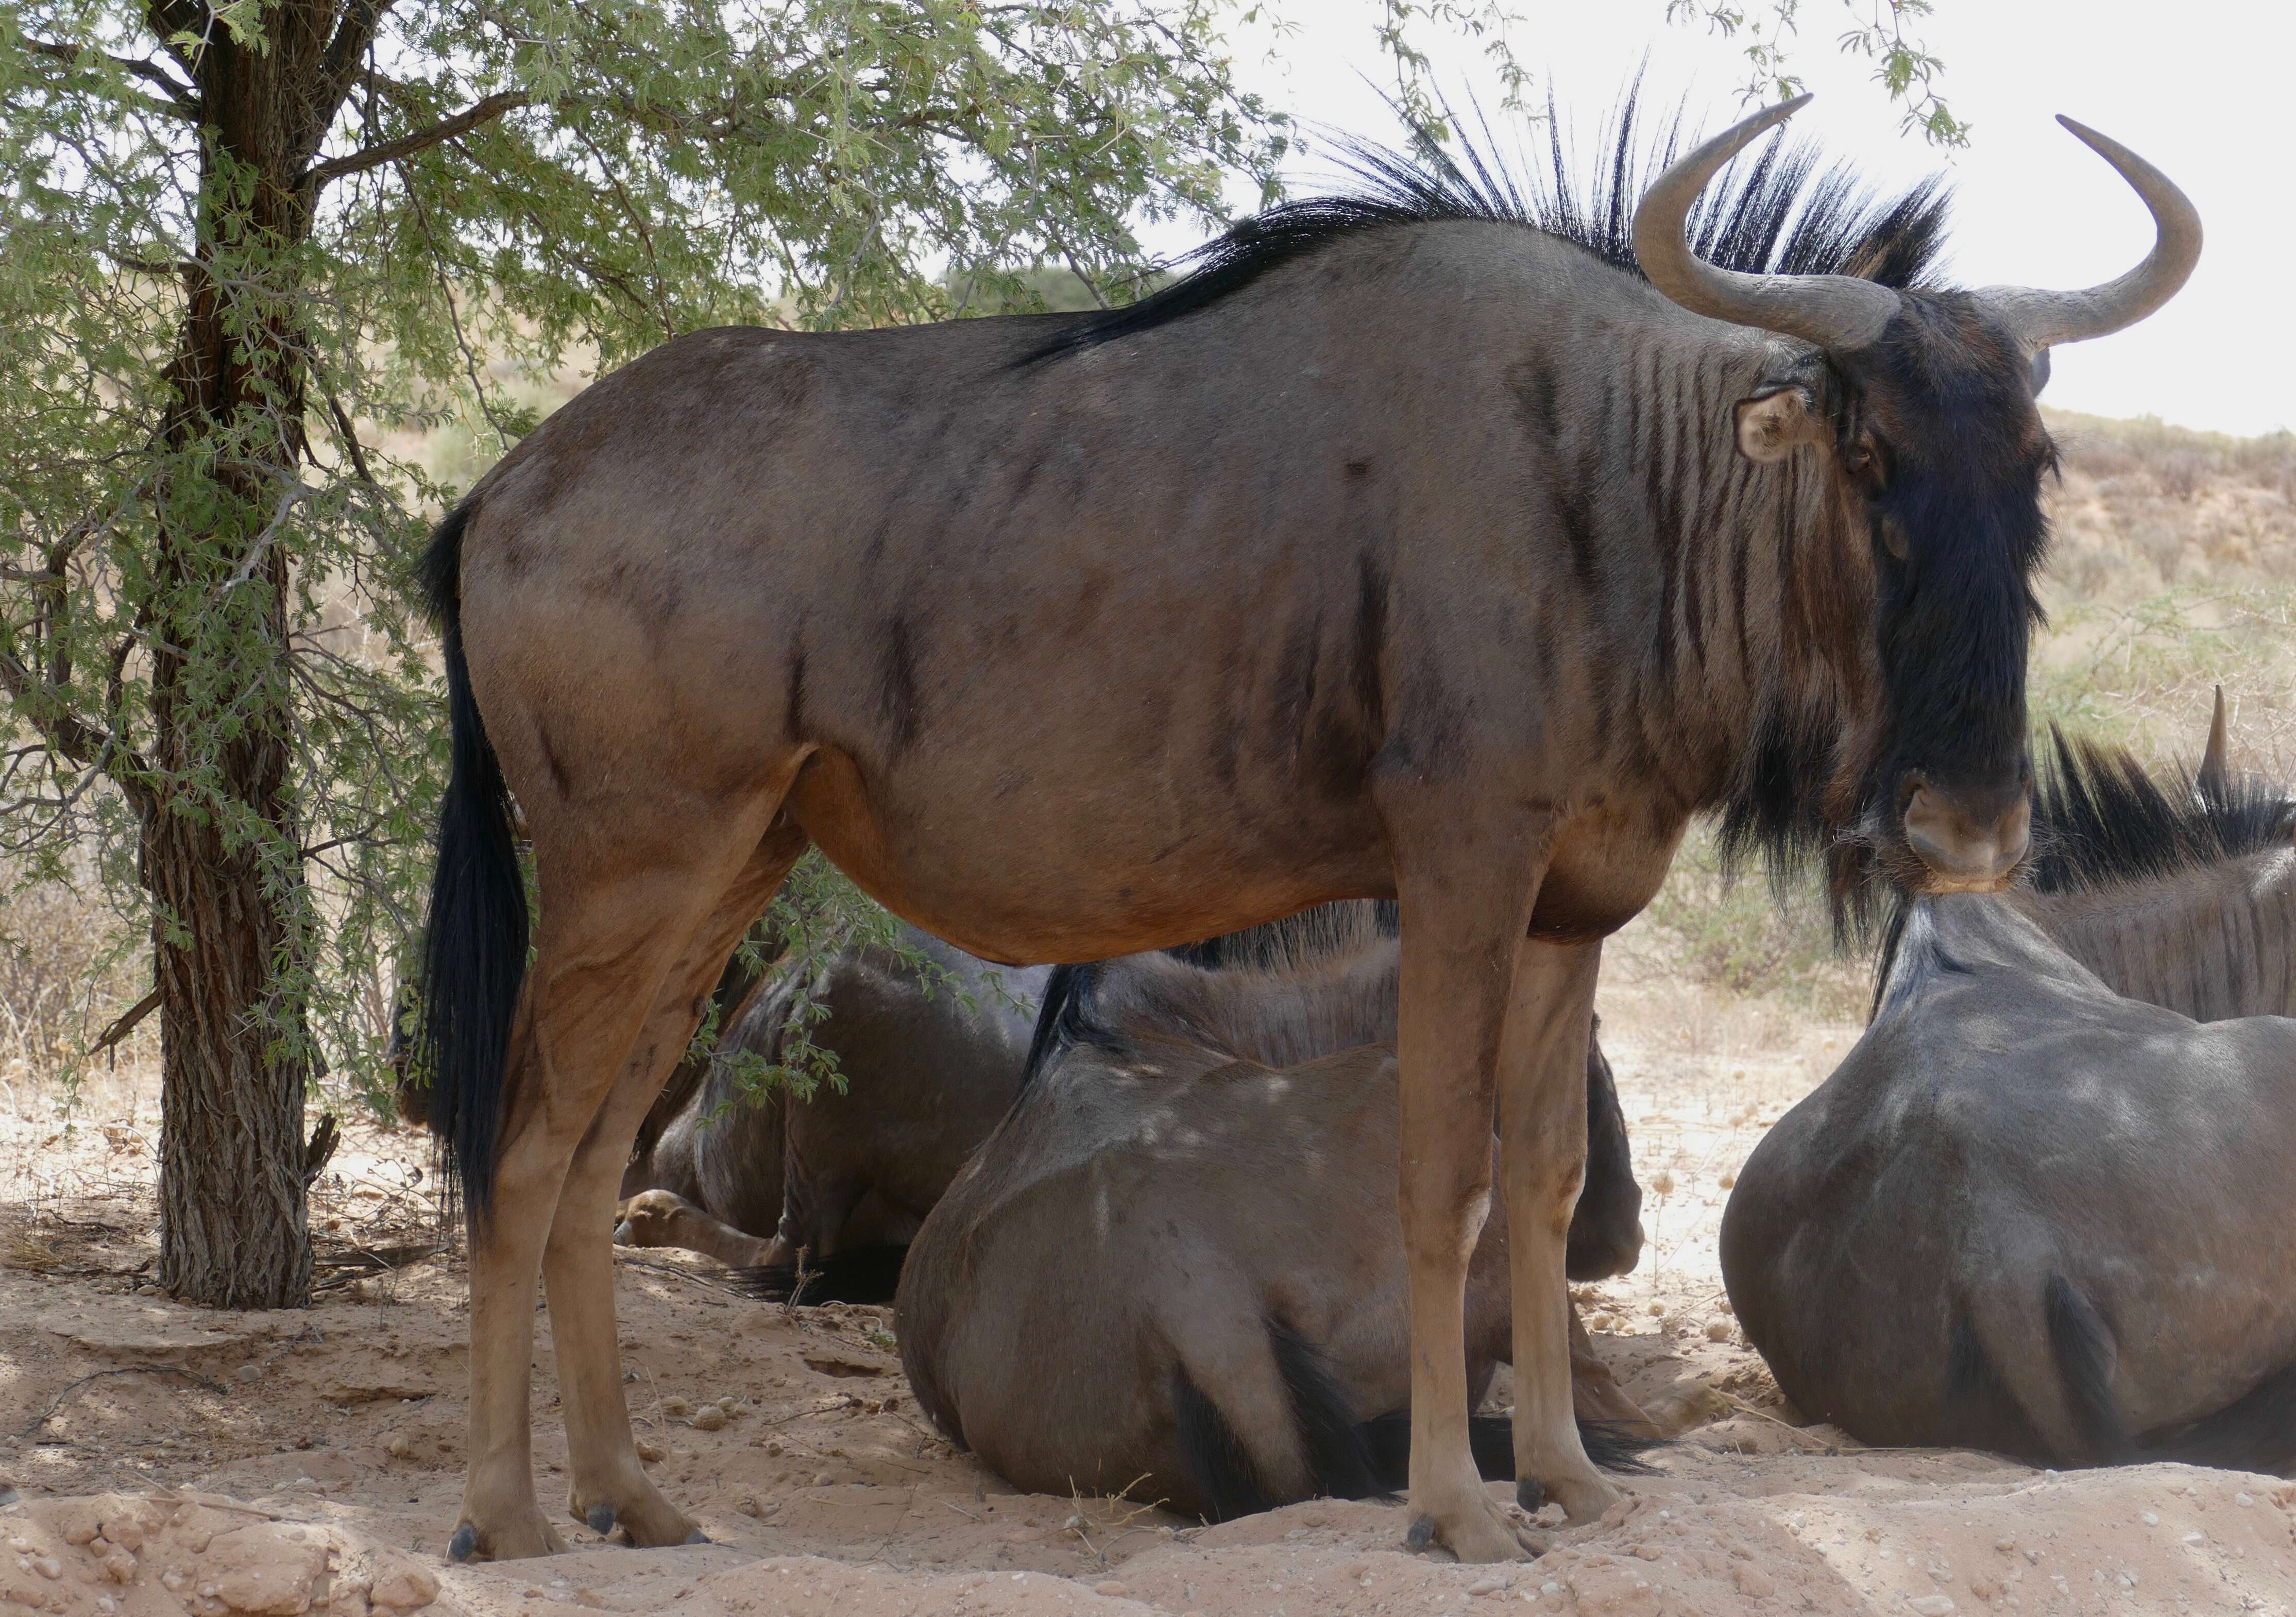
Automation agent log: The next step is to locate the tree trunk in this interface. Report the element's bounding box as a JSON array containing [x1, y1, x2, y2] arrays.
[[147, 5, 338, 1309], [148, 763, 313, 1308]]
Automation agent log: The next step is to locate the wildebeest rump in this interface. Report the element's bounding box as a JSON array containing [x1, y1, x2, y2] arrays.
[[1722, 712, 2296, 1465], [412, 90, 2199, 1560], [614, 925, 1047, 1283], [898, 906, 1652, 1519]]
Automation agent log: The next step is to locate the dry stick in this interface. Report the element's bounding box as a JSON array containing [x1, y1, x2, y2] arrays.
[[612, 1250, 751, 1300], [87, 988, 160, 1056], [781, 1245, 821, 1318], [19, 1366, 223, 1441]]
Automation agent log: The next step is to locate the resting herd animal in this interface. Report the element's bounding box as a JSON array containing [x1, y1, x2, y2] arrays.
[[408, 78, 2202, 1561], [1724, 699, 2296, 1468], [612, 905, 1665, 1493], [615, 928, 1047, 1283]]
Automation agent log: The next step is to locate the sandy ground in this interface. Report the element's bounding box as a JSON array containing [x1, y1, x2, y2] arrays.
[[4, 953, 2294, 1617]]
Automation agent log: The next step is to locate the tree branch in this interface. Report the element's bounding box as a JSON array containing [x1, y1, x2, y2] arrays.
[[303, 91, 528, 189], [90, 988, 161, 1055], [0, 644, 157, 810], [26, 36, 198, 117], [320, 0, 395, 109]]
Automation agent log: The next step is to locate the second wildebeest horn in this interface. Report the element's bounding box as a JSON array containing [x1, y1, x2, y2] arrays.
[[2199, 684, 2230, 796], [1972, 117, 2202, 352], [1632, 94, 1903, 350]]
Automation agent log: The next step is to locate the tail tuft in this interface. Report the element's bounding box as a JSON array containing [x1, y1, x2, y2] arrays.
[[414, 499, 530, 1220], [734, 1244, 909, 1305], [2044, 1274, 2136, 1465], [1172, 1363, 1276, 1522], [1360, 1410, 1660, 1488], [1268, 1319, 1390, 1503], [1173, 1318, 1394, 1523]]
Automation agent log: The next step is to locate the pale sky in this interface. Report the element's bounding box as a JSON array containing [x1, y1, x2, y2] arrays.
[[1150, 2, 2291, 438]]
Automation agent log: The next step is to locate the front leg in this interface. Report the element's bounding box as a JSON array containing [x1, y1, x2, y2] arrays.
[[1391, 826, 1551, 1564], [1501, 939, 1622, 1521]]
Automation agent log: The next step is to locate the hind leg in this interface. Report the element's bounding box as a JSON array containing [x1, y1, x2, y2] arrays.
[[1500, 939, 1620, 1522], [546, 823, 806, 1546], [451, 812, 801, 1562], [614, 1190, 776, 1269]]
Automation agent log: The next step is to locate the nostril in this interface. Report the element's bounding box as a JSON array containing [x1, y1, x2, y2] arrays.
[[1994, 794, 2034, 866]]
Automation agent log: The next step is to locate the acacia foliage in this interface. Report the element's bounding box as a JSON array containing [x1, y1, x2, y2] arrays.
[[0, 0, 1312, 1110]]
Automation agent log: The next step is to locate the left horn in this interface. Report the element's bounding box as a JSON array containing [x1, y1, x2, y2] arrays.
[[2198, 684, 2230, 796], [1631, 94, 1903, 350], [1973, 118, 2202, 351]]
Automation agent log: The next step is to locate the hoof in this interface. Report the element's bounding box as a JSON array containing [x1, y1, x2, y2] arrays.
[[1406, 1516, 1438, 1553], [684, 1529, 709, 1545], [586, 1504, 617, 1536], [1516, 1478, 1546, 1513], [0, 1486, 18, 1508], [448, 1525, 478, 1563], [612, 1223, 636, 1247]]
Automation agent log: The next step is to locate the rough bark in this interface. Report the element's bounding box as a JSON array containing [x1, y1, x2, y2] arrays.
[[146, 1, 338, 1309]]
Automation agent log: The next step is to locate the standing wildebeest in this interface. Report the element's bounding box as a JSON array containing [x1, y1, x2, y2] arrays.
[[1722, 709, 2296, 1465], [413, 91, 2199, 1559], [613, 924, 1048, 1285], [897, 904, 1655, 1520]]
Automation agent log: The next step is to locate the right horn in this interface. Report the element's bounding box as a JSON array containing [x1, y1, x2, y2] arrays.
[[1972, 118, 2202, 351], [2198, 684, 2230, 797]]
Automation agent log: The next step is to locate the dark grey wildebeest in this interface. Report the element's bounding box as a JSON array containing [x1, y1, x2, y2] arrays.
[[613, 924, 1047, 1287], [1722, 709, 2296, 1465], [412, 90, 2199, 1559], [617, 905, 1647, 1322], [898, 905, 1654, 1520]]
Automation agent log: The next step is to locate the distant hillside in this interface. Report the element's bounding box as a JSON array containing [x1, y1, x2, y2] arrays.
[[2035, 408, 2295, 763]]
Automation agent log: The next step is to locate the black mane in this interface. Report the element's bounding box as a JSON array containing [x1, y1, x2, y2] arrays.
[[1015, 903, 1397, 1101], [2027, 727, 2294, 895], [1028, 88, 1949, 364], [1871, 726, 2296, 1012]]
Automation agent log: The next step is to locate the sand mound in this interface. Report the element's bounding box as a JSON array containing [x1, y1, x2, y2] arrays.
[[9, 1461, 2292, 1616], [2, 1491, 438, 1616]]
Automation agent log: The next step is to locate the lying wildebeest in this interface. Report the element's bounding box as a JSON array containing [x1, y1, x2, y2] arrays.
[[1722, 705, 2296, 1466], [413, 83, 2199, 1558], [899, 905, 1652, 1519], [617, 907, 1646, 1319], [613, 925, 1047, 1288]]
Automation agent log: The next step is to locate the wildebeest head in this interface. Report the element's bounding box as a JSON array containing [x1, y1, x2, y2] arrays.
[[1636, 99, 2200, 895]]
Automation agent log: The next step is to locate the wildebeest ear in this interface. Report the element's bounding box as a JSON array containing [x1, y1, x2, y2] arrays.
[[1733, 386, 1824, 464], [2028, 347, 2053, 396]]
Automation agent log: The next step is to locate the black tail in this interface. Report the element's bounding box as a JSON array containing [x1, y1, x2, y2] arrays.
[[733, 1243, 909, 1305], [2044, 1272, 2296, 1473], [1173, 1318, 1384, 1522], [1360, 1411, 1660, 1488], [414, 499, 530, 1220], [1174, 1317, 1658, 1523], [2043, 1274, 2137, 1464]]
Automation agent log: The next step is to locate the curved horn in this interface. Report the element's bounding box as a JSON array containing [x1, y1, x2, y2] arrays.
[[2198, 683, 2230, 796], [1974, 118, 2202, 351], [1632, 94, 1902, 350]]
